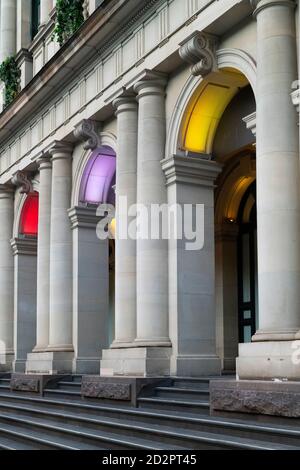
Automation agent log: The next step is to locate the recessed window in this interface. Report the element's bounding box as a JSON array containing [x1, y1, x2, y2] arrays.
[[80, 148, 116, 205], [31, 0, 41, 40], [19, 192, 39, 237]]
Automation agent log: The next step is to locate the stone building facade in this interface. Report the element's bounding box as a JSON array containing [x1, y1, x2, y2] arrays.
[[0, 0, 299, 392]]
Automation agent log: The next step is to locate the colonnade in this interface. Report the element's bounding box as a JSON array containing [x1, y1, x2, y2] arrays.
[[0, 0, 299, 379]]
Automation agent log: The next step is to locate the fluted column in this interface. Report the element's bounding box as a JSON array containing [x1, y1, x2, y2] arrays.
[[252, 0, 300, 341], [47, 141, 73, 352], [34, 157, 52, 352], [40, 0, 52, 27], [112, 95, 138, 347], [0, 185, 14, 370], [133, 73, 170, 347], [0, 0, 17, 63]]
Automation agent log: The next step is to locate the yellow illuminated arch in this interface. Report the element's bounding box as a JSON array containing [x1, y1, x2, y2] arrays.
[[182, 82, 237, 154], [181, 69, 249, 155]]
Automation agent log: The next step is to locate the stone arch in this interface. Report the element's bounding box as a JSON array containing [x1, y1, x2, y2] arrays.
[[215, 152, 256, 226], [72, 131, 117, 207], [13, 178, 39, 239], [165, 48, 257, 158]]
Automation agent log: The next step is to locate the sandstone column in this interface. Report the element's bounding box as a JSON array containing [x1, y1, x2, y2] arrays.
[[0, 185, 14, 371], [40, 0, 53, 27], [253, 0, 300, 341], [162, 156, 222, 376], [27, 142, 74, 374], [237, 0, 300, 380], [112, 95, 138, 347], [11, 238, 37, 373], [0, 0, 16, 62], [48, 142, 73, 354], [34, 157, 52, 352], [69, 206, 109, 374], [134, 73, 170, 348]]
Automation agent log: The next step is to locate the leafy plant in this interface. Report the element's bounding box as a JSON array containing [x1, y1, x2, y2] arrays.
[[0, 56, 21, 107], [53, 0, 85, 46]]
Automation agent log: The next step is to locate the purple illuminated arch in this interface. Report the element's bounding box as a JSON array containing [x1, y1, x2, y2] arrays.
[[80, 147, 116, 205]]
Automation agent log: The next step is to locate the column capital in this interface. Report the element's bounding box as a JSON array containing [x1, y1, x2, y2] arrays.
[[133, 70, 167, 98], [113, 94, 138, 115], [251, 0, 296, 16], [48, 140, 73, 159], [73, 119, 102, 151], [179, 31, 218, 77], [0, 183, 14, 199], [161, 155, 222, 187], [10, 237, 37, 256], [68, 205, 101, 230], [36, 155, 52, 170]]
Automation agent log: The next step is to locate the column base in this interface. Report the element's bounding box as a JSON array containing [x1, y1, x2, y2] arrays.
[[170, 354, 222, 377], [0, 352, 14, 372], [237, 341, 300, 381], [100, 347, 172, 377], [26, 351, 74, 374], [73, 356, 100, 375], [12, 359, 26, 373]]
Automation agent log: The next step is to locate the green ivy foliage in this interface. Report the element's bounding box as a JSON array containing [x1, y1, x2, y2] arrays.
[[0, 56, 21, 107], [53, 0, 85, 46]]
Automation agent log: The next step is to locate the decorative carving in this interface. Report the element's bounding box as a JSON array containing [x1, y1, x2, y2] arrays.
[[11, 170, 33, 194], [74, 119, 101, 150], [179, 32, 218, 77]]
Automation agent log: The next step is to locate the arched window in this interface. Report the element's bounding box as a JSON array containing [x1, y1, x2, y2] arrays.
[[19, 192, 39, 237], [80, 148, 116, 205]]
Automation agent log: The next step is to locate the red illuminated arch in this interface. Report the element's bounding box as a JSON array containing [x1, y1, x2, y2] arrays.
[[19, 192, 39, 237]]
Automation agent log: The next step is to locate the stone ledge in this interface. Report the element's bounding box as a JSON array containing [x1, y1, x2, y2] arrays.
[[81, 376, 171, 406], [210, 379, 300, 419], [10, 373, 68, 395]]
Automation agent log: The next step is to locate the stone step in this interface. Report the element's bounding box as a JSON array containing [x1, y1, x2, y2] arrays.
[[138, 396, 210, 414], [43, 388, 82, 400], [154, 386, 210, 401], [0, 412, 188, 450], [0, 402, 296, 450], [0, 384, 10, 391], [0, 422, 94, 450], [55, 381, 82, 391], [1, 391, 300, 448], [172, 377, 212, 390]]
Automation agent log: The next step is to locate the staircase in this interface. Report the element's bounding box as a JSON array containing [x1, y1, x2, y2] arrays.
[[0, 374, 299, 450]]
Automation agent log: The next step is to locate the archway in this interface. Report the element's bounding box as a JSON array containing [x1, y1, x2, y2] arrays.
[[12, 190, 39, 372], [71, 146, 116, 373], [169, 62, 256, 374], [19, 191, 39, 237]]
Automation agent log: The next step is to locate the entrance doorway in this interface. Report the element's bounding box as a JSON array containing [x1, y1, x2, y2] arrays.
[[237, 182, 258, 343]]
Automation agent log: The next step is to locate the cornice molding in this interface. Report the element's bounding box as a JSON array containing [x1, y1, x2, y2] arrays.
[[242, 112, 257, 137], [68, 205, 102, 230], [11, 237, 37, 256], [161, 155, 222, 187]]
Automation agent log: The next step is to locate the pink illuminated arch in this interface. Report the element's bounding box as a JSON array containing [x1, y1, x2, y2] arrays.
[[19, 192, 39, 237], [80, 147, 116, 205]]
